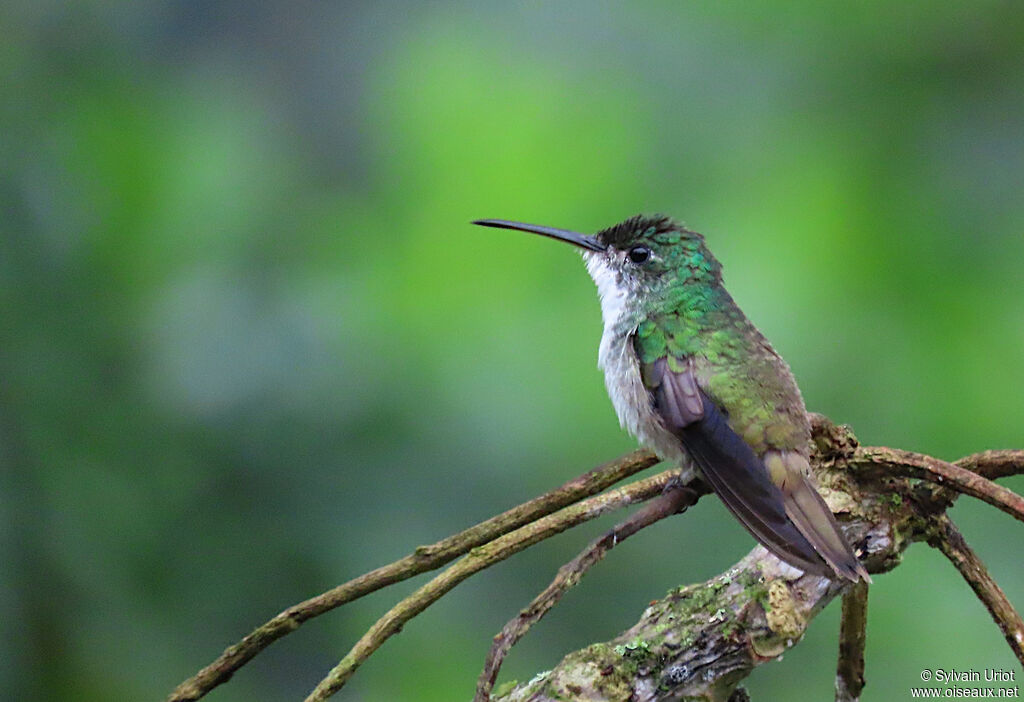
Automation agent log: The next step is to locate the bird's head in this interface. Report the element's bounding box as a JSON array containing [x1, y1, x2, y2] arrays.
[[473, 215, 722, 323]]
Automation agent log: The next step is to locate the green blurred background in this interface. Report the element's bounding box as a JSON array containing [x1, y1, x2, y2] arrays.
[[3, 2, 1022, 700]]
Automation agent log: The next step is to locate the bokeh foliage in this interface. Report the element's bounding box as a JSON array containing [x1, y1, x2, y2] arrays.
[[2, 2, 1022, 700]]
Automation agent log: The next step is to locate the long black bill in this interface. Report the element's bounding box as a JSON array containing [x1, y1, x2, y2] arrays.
[[472, 219, 605, 252]]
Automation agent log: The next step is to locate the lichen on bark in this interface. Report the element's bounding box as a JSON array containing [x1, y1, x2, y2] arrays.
[[494, 420, 964, 702]]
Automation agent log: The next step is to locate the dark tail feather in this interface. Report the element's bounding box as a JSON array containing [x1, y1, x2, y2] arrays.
[[678, 401, 838, 578], [692, 445, 833, 576], [780, 472, 871, 583]]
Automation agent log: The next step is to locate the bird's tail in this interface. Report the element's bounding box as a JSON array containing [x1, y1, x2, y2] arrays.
[[767, 452, 871, 583], [676, 394, 869, 582]]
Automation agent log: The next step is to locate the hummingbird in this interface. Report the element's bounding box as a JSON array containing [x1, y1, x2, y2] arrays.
[[473, 215, 869, 582]]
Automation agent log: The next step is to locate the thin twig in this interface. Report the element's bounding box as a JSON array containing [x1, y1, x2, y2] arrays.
[[856, 447, 1024, 524], [304, 469, 678, 702], [167, 449, 657, 702], [475, 480, 707, 702], [956, 449, 1024, 481], [458, 443, 1024, 700], [927, 515, 1024, 667], [167, 427, 1024, 701], [835, 580, 869, 702]]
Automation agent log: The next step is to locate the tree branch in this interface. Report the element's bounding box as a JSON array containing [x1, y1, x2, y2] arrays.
[[475, 480, 708, 702], [304, 469, 677, 702], [957, 449, 1024, 481], [835, 581, 869, 702], [168, 450, 657, 702], [499, 549, 855, 701], [855, 447, 1024, 524], [492, 429, 1024, 701], [927, 515, 1024, 667], [165, 415, 1024, 702]]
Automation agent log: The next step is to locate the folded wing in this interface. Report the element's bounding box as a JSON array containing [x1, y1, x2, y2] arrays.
[[641, 355, 867, 581]]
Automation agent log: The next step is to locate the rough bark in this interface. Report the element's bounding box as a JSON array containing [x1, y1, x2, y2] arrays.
[[168, 417, 1022, 702], [494, 419, 1020, 702]]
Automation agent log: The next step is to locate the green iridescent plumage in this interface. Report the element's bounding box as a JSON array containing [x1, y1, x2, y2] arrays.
[[620, 220, 807, 455]]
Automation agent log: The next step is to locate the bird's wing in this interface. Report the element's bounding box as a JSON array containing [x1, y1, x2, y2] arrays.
[[638, 350, 865, 580]]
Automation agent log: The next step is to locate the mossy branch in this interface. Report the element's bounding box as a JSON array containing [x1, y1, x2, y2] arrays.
[[835, 580, 869, 702], [167, 417, 1023, 702], [490, 420, 1024, 701], [474, 480, 709, 702]]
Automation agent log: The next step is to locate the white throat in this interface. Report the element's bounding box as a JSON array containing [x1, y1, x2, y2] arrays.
[[583, 252, 629, 330]]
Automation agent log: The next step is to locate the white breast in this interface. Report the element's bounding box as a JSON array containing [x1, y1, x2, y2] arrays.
[[583, 252, 693, 472]]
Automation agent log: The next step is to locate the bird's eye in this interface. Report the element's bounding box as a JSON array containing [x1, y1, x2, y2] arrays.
[[627, 246, 651, 264]]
